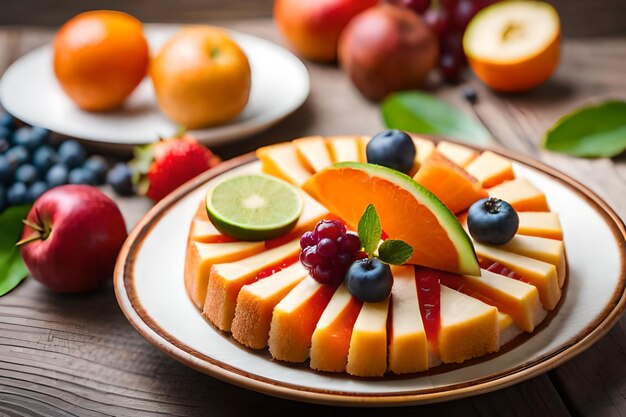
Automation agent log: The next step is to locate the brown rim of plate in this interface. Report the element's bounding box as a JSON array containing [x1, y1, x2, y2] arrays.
[[113, 137, 626, 406]]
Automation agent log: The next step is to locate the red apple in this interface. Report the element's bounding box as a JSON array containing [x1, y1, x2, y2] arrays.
[[274, 0, 378, 62], [19, 185, 127, 293], [338, 4, 439, 101]]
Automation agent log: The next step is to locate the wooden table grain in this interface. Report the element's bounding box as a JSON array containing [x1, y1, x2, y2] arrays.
[[1, 18, 625, 417]]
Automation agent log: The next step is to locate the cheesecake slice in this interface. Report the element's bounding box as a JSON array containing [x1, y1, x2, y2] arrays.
[[185, 240, 265, 309], [257, 143, 312, 186], [436, 141, 479, 167], [388, 266, 429, 374], [346, 297, 390, 377], [498, 234, 566, 287], [294, 136, 332, 173], [357, 135, 371, 163], [461, 269, 546, 332], [465, 151, 515, 188], [474, 242, 561, 310], [203, 239, 301, 331], [188, 219, 230, 243], [517, 212, 563, 240], [327, 136, 361, 163], [268, 277, 337, 362], [310, 284, 362, 372], [439, 285, 499, 364], [231, 262, 308, 349], [488, 178, 549, 212]]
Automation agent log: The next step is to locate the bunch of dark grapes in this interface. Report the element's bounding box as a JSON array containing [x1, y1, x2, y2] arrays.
[[299, 219, 364, 285], [385, 0, 496, 83]]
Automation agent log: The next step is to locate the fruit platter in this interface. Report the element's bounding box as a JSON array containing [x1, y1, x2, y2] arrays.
[[114, 132, 626, 405]]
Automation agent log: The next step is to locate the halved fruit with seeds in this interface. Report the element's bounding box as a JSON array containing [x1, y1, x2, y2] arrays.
[[303, 162, 480, 275]]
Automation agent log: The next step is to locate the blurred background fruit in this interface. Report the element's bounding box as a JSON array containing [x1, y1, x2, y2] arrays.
[[338, 4, 439, 101], [274, 0, 378, 62], [463, 1, 560, 92], [53, 10, 149, 111], [150, 26, 251, 129]]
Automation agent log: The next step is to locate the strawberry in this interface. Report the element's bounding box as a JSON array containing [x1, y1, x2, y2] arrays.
[[130, 133, 220, 202]]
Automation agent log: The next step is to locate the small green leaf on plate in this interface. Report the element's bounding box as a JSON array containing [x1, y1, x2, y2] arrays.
[[378, 239, 413, 265], [357, 204, 382, 256], [381, 91, 491, 145], [0, 205, 31, 296], [543, 100, 626, 157]]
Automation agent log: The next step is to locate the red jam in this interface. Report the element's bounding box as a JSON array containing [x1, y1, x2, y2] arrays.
[[415, 267, 441, 344], [481, 260, 533, 285], [252, 254, 299, 283]]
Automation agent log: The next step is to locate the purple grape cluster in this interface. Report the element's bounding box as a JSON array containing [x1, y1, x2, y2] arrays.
[[299, 219, 364, 285]]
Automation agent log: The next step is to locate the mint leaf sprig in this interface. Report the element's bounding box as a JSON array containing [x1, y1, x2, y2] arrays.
[[357, 204, 413, 265]]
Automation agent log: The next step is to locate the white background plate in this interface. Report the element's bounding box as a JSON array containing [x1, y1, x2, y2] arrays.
[[114, 149, 626, 406], [0, 25, 309, 147]]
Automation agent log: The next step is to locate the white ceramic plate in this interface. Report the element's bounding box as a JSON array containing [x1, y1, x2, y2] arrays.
[[114, 145, 626, 406], [0, 25, 309, 148]]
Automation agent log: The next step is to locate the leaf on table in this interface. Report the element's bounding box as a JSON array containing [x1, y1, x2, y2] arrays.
[[381, 91, 491, 145], [543, 100, 626, 157], [357, 204, 382, 256], [0, 205, 31, 296]]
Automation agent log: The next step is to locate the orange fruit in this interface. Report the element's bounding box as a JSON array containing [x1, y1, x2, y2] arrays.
[[413, 151, 488, 214], [463, 1, 560, 92], [150, 26, 251, 129], [302, 162, 479, 275], [53, 10, 149, 111]]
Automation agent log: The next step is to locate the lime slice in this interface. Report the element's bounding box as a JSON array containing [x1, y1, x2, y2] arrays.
[[206, 174, 304, 241]]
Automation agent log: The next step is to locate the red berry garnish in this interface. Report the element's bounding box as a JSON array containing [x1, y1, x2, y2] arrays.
[[299, 219, 362, 285]]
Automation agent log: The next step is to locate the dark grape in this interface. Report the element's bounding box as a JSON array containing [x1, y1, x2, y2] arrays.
[[440, 51, 464, 82], [338, 234, 361, 253], [317, 238, 338, 258], [423, 8, 450, 37], [300, 231, 317, 249], [314, 219, 345, 240], [453, 0, 482, 30]]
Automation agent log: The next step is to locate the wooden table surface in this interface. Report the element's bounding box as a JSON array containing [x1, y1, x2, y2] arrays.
[[1, 18, 626, 417]]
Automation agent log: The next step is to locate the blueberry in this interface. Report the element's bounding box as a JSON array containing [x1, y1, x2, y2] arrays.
[[12, 126, 45, 152], [107, 162, 135, 196], [0, 185, 6, 212], [27, 181, 49, 201], [462, 87, 478, 104], [0, 113, 15, 131], [5, 146, 29, 168], [46, 164, 69, 187], [58, 140, 86, 169], [345, 258, 393, 303], [32, 145, 58, 173], [68, 167, 96, 185], [366, 129, 416, 174], [0, 125, 11, 142], [15, 164, 39, 185], [0, 138, 10, 153], [7, 182, 29, 206], [0, 155, 12, 184], [467, 197, 519, 245], [31, 126, 51, 145], [84, 155, 109, 184]]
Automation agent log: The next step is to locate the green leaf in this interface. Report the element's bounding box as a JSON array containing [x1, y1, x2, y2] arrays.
[[357, 204, 382, 256], [543, 100, 626, 157], [0, 205, 31, 296], [378, 239, 413, 265], [381, 91, 490, 145]]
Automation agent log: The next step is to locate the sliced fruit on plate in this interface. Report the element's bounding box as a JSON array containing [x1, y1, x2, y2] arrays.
[[185, 240, 265, 309], [327, 135, 362, 163], [310, 284, 362, 372], [188, 219, 232, 243], [474, 242, 561, 310], [414, 152, 488, 214], [268, 277, 337, 362], [465, 151, 515, 188], [203, 238, 301, 331], [517, 211, 563, 240], [498, 234, 566, 287], [488, 178, 549, 212], [206, 174, 303, 241], [436, 141, 479, 167], [439, 285, 499, 364], [461, 269, 546, 332], [346, 297, 390, 377], [388, 265, 429, 374], [412, 136, 435, 164], [257, 143, 312, 186], [293, 136, 332, 173], [302, 162, 480, 275], [231, 262, 308, 349]]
